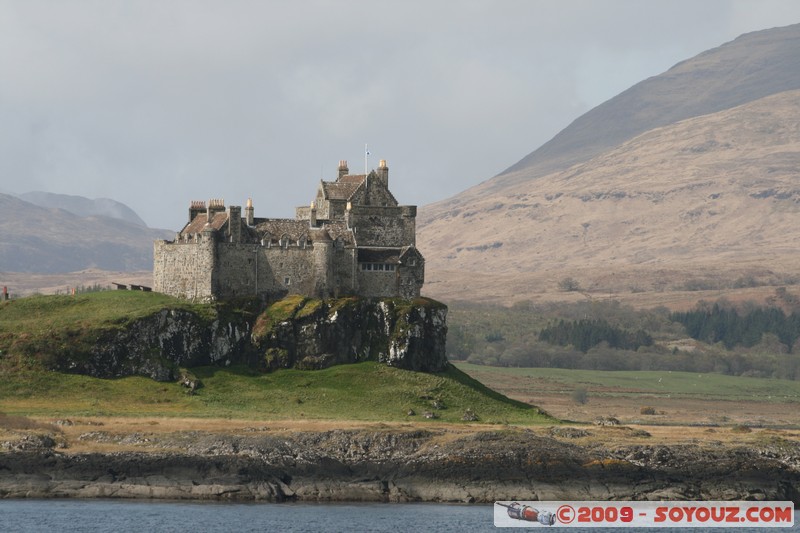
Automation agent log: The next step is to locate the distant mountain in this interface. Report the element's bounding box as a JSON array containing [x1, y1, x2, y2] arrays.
[[418, 24, 800, 304], [19, 191, 148, 227], [0, 194, 173, 273], [491, 24, 800, 192]]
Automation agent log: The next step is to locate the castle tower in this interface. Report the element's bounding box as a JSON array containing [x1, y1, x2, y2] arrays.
[[312, 230, 333, 298]]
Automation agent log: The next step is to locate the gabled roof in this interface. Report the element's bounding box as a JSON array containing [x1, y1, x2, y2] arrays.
[[180, 212, 228, 236], [321, 176, 364, 201]]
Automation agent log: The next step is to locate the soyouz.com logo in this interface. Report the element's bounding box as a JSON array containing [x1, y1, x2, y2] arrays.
[[493, 501, 794, 528]]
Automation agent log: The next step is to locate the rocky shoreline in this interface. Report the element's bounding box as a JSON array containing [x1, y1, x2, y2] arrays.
[[2, 426, 799, 504]]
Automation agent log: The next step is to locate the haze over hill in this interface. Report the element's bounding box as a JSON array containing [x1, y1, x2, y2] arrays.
[[419, 24, 800, 305], [0, 194, 172, 274], [18, 191, 148, 227]]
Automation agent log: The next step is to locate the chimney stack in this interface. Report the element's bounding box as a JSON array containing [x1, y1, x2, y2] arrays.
[[189, 200, 206, 223], [338, 160, 349, 179], [377, 159, 389, 187], [309, 201, 317, 227], [245, 197, 254, 226]]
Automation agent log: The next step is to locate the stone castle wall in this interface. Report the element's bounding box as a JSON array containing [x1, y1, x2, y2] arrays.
[[155, 239, 364, 301], [153, 239, 215, 300], [349, 205, 416, 247]]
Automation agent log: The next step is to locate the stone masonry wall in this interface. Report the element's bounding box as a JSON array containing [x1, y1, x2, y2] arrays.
[[349, 206, 416, 247], [214, 244, 320, 300], [357, 270, 399, 299], [153, 240, 214, 301]]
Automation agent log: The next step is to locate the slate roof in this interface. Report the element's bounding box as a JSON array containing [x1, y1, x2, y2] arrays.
[[255, 219, 312, 241], [180, 212, 228, 236], [320, 174, 370, 202], [324, 221, 356, 245]]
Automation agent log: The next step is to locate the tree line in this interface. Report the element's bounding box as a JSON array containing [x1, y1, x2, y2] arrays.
[[670, 304, 800, 352], [538, 318, 653, 353], [446, 293, 800, 379]]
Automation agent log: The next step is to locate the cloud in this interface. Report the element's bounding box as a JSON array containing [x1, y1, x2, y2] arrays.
[[1, 1, 799, 229]]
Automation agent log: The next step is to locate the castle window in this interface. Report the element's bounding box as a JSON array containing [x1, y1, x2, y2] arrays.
[[284, 277, 291, 286], [361, 263, 397, 272]]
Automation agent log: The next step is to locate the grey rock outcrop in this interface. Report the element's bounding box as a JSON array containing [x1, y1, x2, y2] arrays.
[[253, 297, 448, 373], [54, 308, 253, 381], [1, 428, 798, 504], [40, 296, 447, 381]]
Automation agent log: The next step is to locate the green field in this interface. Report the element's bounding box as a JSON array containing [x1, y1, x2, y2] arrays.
[[454, 362, 800, 403], [0, 362, 554, 424]]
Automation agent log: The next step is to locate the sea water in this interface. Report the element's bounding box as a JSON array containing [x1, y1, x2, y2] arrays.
[[0, 500, 797, 532]]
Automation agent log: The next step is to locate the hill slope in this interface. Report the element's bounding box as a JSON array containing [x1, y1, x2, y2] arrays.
[[0, 194, 172, 273], [419, 91, 800, 304], [18, 191, 148, 227], [419, 24, 800, 304], [494, 23, 800, 191]]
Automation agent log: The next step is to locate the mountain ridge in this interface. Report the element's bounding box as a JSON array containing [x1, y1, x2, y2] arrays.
[[418, 88, 800, 305], [458, 23, 800, 202], [18, 191, 149, 227], [0, 193, 172, 273]]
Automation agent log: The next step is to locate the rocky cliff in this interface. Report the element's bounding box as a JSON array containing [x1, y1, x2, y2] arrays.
[[32, 296, 448, 380], [252, 296, 448, 373], [1, 427, 798, 503]]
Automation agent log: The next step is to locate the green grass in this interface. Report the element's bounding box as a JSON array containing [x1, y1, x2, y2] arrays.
[[0, 292, 552, 424], [0, 362, 554, 424], [0, 291, 209, 337], [454, 362, 800, 403]]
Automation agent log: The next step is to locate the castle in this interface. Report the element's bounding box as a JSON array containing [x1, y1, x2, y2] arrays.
[[154, 160, 424, 301]]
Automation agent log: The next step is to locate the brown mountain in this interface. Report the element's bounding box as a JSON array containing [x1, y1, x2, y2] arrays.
[[419, 25, 800, 306], [495, 23, 800, 191], [0, 194, 172, 274]]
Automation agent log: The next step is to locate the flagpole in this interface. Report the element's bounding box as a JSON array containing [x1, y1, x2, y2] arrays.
[[364, 143, 368, 175]]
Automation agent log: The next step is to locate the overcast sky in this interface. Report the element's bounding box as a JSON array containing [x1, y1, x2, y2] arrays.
[[2, 1, 800, 230]]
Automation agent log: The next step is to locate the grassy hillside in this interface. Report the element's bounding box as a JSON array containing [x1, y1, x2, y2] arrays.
[[0, 290, 212, 336], [0, 362, 553, 424], [0, 291, 552, 425]]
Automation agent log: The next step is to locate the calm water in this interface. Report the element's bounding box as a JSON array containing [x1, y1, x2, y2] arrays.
[[0, 500, 797, 532]]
